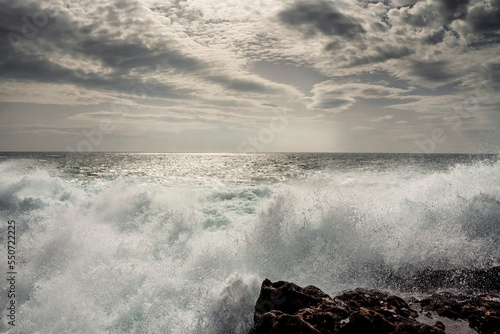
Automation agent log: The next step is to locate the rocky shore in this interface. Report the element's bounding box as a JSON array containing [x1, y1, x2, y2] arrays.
[[248, 267, 500, 334], [381, 266, 500, 293]]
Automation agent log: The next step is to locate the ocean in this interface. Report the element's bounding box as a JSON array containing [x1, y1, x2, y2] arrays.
[[1, 152, 499, 333]]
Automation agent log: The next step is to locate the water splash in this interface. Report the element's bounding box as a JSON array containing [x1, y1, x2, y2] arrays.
[[0, 156, 499, 333]]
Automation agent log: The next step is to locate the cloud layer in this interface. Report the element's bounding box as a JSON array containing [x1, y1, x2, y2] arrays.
[[0, 0, 499, 152]]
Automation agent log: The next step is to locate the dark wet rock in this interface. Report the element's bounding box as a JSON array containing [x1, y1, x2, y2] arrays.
[[248, 279, 445, 334], [414, 292, 500, 334]]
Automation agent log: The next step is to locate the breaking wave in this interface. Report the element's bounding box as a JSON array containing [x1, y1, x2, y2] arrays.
[[0, 157, 499, 333]]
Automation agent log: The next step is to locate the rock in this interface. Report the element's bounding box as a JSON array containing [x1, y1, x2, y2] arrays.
[[248, 280, 445, 334], [416, 292, 500, 334]]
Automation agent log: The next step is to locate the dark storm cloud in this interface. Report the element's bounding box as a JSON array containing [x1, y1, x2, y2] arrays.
[[437, 0, 500, 33], [0, 0, 276, 98], [210, 76, 269, 93], [410, 61, 458, 82], [72, 34, 273, 94], [0, 51, 190, 99], [468, 1, 500, 33], [440, 0, 469, 12], [399, 9, 428, 27], [439, 0, 469, 22], [0, 30, 192, 99], [77, 39, 203, 73], [396, 0, 468, 27], [423, 29, 446, 45], [226, 80, 267, 93], [278, 0, 365, 39], [0, 52, 75, 83], [0, 1, 46, 36], [0, 0, 202, 93], [313, 98, 352, 110], [346, 46, 413, 67], [0, 2, 204, 74]]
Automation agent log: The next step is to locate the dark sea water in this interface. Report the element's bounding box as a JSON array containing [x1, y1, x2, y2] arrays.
[[1, 152, 499, 333]]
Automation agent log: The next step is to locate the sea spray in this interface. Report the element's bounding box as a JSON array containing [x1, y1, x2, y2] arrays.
[[0, 153, 499, 333]]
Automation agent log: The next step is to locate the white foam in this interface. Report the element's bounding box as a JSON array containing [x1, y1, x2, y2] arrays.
[[0, 158, 499, 333]]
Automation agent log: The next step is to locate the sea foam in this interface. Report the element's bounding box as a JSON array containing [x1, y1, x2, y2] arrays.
[[0, 157, 499, 333]]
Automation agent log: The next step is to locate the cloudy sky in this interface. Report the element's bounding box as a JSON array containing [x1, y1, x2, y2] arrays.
[[1, 0, 499, 152]]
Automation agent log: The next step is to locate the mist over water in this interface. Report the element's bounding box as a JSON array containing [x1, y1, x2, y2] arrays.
[[0, 153, 499, 333]]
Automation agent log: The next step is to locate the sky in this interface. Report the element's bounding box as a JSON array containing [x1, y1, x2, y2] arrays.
[[0, 0, 499, 153]]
